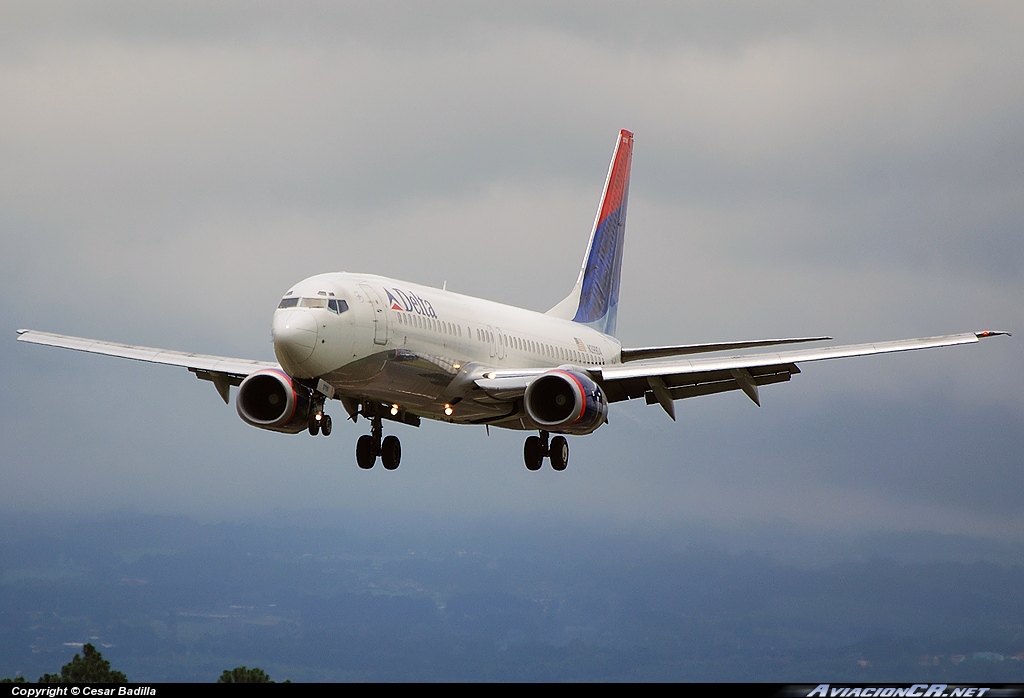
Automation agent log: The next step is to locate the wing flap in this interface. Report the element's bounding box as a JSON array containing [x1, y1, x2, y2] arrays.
[[644, 366, 795, 404], [604, 362, 800, 404]]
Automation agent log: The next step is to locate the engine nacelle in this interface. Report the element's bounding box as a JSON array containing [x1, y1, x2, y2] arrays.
[[524, 369, 608, 435], [236, 369, 312, 434]]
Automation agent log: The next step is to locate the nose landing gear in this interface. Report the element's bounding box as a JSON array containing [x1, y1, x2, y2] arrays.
[[308, 411, 332, 436], [307, 395, 332, 437], [523, 431, 569, 471]]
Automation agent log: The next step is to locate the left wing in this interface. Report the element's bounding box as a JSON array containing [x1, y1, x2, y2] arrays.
[[16, 329, 278, 403], [603, 330, 1009, 419], [475, 331, 1009, 421]]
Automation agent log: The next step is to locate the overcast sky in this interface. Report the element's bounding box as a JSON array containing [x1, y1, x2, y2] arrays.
[[2, 2, 1021, 539]]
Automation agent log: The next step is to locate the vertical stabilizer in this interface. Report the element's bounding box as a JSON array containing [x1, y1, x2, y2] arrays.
[[546, 129, 633, 337]]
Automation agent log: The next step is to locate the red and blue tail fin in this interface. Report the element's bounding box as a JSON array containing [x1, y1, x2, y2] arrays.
[[547, 129, 633, 337]]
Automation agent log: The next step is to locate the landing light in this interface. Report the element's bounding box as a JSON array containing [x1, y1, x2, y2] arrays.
[[444, 404, 454, 416], [391, 404, 400, 416], [453, 363, 462, 370]]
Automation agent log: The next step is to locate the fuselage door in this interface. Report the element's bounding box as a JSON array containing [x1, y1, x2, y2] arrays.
[[495, 326, 506, 360], [358, 283, 389, 346]]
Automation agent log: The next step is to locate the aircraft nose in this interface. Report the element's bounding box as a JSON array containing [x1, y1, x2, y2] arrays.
[[273, 309, 318, 368]]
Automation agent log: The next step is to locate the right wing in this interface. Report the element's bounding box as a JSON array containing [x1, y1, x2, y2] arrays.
[[16, 329, 278, 403]]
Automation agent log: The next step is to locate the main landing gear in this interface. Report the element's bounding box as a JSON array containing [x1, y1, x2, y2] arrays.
[[524, 431, 569, 472], [356, 411, 401, 470]]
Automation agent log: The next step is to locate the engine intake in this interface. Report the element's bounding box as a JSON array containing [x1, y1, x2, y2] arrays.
[[524, 370, 608, 435], [236, 369, 311, 434]]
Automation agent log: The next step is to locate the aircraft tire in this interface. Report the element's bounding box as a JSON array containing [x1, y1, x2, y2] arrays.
[[308, 417, 320, 437], [356, 435, 376, 469], [524, 436, 544, 471], [381, 435, 401, 470], [321, 414, 332, 436], [550, 436, 569, 471]]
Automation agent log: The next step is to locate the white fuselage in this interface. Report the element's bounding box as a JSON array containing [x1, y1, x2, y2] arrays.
[[271, 273, 622, 427]]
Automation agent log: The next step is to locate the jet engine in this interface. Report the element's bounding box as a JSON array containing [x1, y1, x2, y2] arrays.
[[524, 369, 608, 435], [236, 369, 312, 434]]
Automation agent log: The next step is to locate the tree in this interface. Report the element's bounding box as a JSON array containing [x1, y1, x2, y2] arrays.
[[37, 643, 127, 683], [217, 666, 274, 683]]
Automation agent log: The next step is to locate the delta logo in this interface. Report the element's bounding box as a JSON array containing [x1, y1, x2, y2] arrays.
[[384, 287, 438, 319]]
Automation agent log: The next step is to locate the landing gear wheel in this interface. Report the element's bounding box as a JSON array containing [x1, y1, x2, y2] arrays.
[[308, 416, 320, 436], [356, 434, 376, 469], [524, 436, 544, 471], [381, 435, 401, 470], [550, 436, 569, 471], [320, 414, 332, 436]]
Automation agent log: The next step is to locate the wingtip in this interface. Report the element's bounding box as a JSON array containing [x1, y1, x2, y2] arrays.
[[975, 330, 1011, 339], [16, 328, 28, 336]]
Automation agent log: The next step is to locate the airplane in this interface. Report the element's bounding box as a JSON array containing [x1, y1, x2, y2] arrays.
[[16, 130, 1009, 472]]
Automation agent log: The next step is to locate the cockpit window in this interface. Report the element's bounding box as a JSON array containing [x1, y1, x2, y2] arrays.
[[279, 296, 348, 312]]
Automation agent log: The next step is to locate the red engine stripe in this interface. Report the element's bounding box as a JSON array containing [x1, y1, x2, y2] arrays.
[[554, 370, 588, 426]]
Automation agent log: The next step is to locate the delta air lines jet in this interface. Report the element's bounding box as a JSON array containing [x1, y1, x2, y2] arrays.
[[16, 131, 1008, 471]]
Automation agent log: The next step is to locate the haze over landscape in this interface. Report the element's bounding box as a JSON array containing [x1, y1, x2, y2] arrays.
[[2, 2, 1022, 682]]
